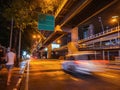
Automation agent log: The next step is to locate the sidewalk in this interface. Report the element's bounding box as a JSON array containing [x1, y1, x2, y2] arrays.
[[0, 61, 27, 90], [0, 67, 20, 90]]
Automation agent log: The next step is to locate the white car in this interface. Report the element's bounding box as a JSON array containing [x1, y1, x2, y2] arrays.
[[62, 55, 108, 75]]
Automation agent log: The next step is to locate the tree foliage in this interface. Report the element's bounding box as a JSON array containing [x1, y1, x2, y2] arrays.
[[3, 0, 36, 31], [2, 0, 61, 52], [3, 0, 61, 30]]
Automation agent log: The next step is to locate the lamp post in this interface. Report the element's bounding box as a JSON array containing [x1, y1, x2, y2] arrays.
[[33, 34, 41, 44], [112, 15, 120, 57], [18, 26, 22, 62], [9, 17, 13, 49], [112, 16, 119, 44], [32, 34, 41, 51], [112, 16, 119, 26]]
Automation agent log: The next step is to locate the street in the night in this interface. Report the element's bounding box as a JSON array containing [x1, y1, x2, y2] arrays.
[[19, 59, 120, 90], [1, 1, 120, 90]]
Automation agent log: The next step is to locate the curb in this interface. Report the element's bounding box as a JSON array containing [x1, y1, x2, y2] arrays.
[[13, 61, 28, 90], [13, 76, 23, 90]]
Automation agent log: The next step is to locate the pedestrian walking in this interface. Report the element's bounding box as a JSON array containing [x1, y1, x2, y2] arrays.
[[6, 48, 16, 86]]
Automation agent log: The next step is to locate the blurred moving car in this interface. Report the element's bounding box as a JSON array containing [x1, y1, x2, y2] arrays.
[[62, 53, 109, 75]]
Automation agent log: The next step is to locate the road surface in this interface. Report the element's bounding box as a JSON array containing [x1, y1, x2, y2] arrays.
[[20, 59, 120, 90]]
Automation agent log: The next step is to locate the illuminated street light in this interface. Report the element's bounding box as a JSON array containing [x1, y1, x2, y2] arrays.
[[112, 15, 119, 45], [33, 35, 37, 39], [111, 15, 120, 58], [33, 34, 41, 39], [37, 35, 40, 38], [112, 15, 119, 28], [56, 39, 61, 44], [31, 34, 41, 54]]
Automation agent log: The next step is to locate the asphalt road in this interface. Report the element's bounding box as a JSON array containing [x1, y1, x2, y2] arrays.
[[20, 59, 120, 90]]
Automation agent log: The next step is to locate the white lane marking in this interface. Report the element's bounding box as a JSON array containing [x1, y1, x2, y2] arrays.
[[98, 73, 117, 78], [70, 76, 80, 81]]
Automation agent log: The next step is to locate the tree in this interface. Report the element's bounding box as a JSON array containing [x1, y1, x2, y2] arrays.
[[2, 0, 61, 59]]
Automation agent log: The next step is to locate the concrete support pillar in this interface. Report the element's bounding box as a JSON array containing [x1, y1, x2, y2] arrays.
[[100, 38, 103, 47], [103, 50, 105, 60], [71, 27, 78, 42], [47, 44, 52, 59], [68, 27, 78, 54], [94, 51, 97, 60], [99, 39, 101, 47], [118, 50, 120, 58], [107, 51, 110, 60]]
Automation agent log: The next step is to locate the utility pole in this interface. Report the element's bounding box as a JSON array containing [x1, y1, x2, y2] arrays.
[[112, 16, 120, 58], [9, 17, 13, 48], [18, 26, 21, 63]]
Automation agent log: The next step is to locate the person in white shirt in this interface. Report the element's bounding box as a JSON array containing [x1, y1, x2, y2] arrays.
[[6, 48, 16, 86]]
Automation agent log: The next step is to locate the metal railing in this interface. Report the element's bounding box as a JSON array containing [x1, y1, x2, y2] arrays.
[[78, 26, 119, 43], [79, 44, 120, 50]]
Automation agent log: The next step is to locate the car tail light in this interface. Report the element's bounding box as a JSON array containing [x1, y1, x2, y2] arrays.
[[74, 61, 80, 64], [74, 60, 86, 65]]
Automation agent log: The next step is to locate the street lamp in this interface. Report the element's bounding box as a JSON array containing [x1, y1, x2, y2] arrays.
[[32, 34, 41, 44], [56, 39, 61, 44], [31, 34, 40, 53], [112, 16, 119, 26], [37, 35, 40, 39], [112, 16, 119, 45], [9, 17, 14, 49], [112, 16, 120, 57], [33, 35, 37, 39]]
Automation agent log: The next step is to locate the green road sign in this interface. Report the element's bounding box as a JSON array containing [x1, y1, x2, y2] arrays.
[[38, 14, 55, 31]]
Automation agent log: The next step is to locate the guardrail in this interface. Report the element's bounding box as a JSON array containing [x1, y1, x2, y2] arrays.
[[78, 26, 119, 43], [79, 44, 120, 50]]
